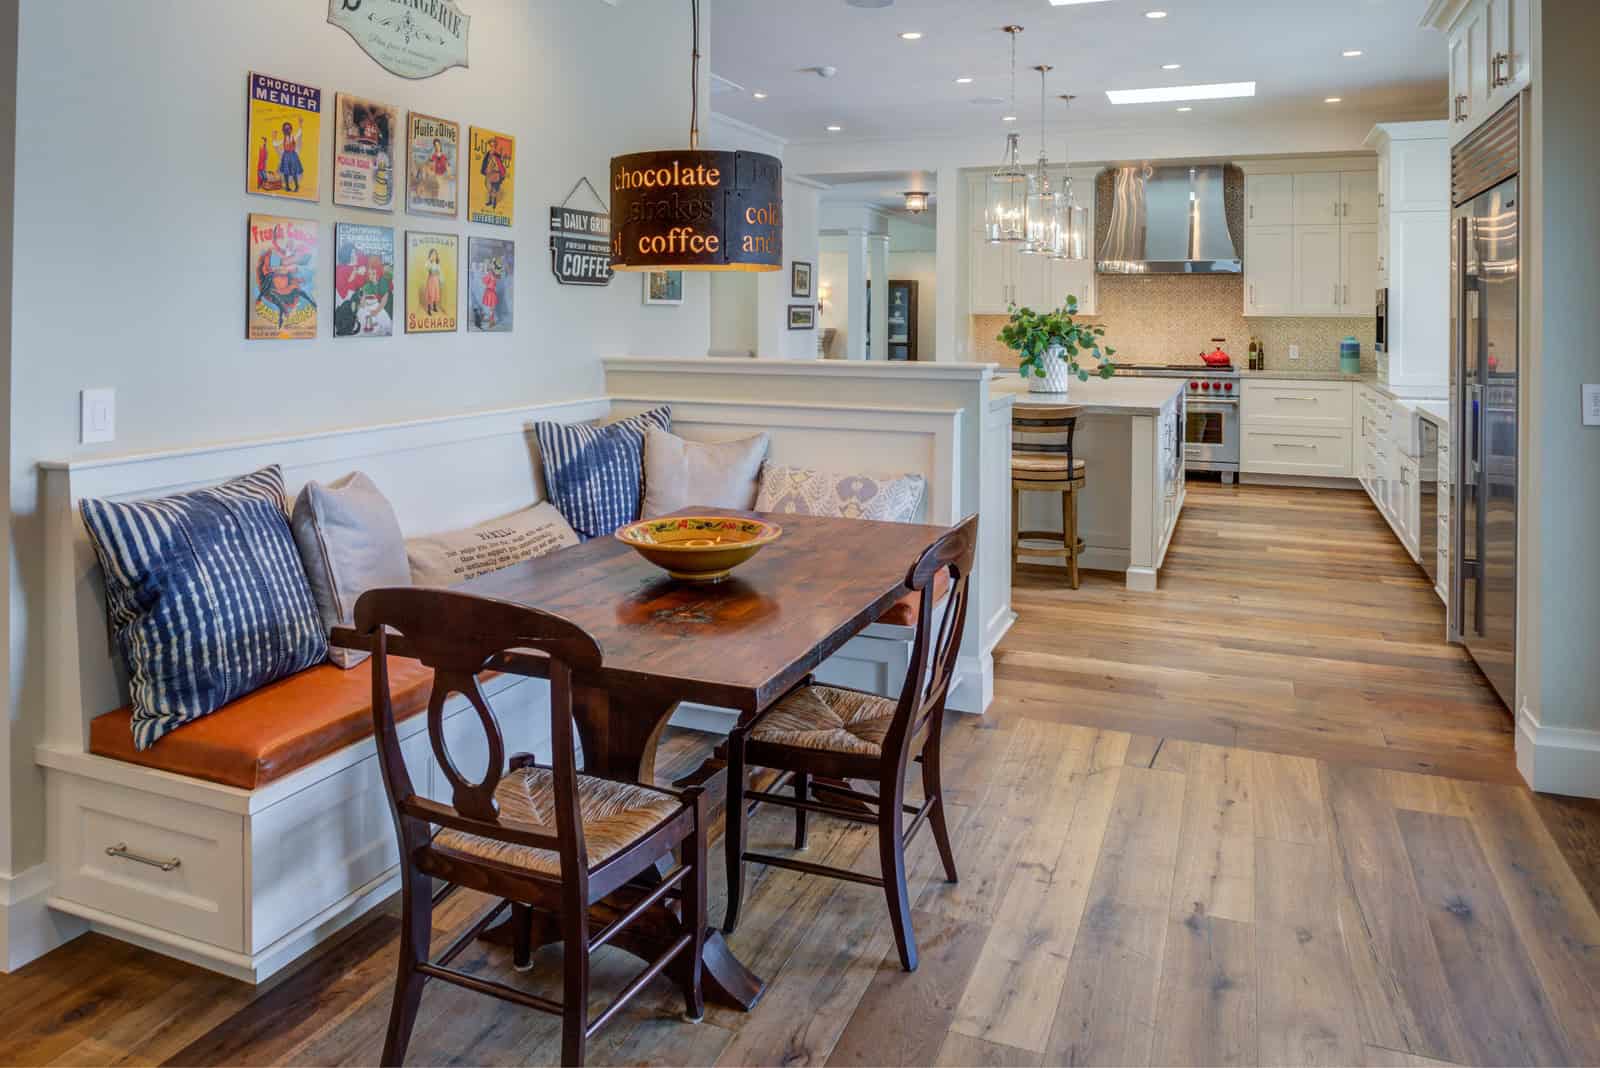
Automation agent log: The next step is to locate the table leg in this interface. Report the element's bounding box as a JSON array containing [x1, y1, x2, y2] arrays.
[[570, 684, 677, 784]]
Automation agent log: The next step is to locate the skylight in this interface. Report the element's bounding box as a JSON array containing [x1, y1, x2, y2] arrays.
[[1105, 81, 1257, 104]]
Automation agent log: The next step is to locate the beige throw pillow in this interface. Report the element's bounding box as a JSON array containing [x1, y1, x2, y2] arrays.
[[407, 503, 578, 588], [641, 427, 770, 518]]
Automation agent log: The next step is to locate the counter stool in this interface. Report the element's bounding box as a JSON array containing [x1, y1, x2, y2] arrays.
[[1011, 405, 1086, 589]]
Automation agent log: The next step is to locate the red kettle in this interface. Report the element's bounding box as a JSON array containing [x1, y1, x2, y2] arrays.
[[1200, 340, 1232, 368]]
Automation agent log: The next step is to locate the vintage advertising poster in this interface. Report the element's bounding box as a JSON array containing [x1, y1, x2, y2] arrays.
[[248, 214, 319, 340], [467, 237, 514, 333], [333, 224, 396, 338], [333, 94, 398, 211], [247, 73, 321, 202], [468, 127, 515, 226], [405, 231, 458, 333], [407, 113, 459, 217]]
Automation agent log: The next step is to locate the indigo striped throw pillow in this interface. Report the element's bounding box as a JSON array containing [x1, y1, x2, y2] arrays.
[[80, 465, 329, 750], [535, 406, 672, 540]]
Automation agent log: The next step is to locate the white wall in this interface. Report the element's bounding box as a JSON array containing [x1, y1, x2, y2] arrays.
[[708, 273, 758, 356], [4, 0, 711, 892]]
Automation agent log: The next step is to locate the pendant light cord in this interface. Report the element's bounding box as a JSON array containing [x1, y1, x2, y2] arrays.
[[690, 0, 701, 150]]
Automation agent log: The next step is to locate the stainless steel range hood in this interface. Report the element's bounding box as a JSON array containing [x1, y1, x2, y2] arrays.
[[1098, 164, 1242, 275]]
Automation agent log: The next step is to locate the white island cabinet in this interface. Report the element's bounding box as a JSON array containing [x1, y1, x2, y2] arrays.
[[991, 375, 1186, 591]]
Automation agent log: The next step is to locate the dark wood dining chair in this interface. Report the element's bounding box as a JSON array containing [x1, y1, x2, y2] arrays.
[[1011, 404, 1087, 588], [354, 588, 718, 1068], [719, 514, 977, 972]]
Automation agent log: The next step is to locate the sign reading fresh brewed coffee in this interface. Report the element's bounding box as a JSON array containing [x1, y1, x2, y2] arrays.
[[549, 205, 613, 286], [608, 149, 783, 272], [328, 0, 470, 80]]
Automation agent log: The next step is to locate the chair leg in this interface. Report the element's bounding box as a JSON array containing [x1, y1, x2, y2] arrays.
[[1010, 485, 1021, 568], [878, 779, 918, 972], [921, 736, 958, 885], [511, 903, 534, 971], [561, 909, 590, 1068], [381, 868, 432, 1067], [722, 727, 749, 934], [1063, 486, 1081, 590], [679, 796, 708, 1022], [793, 770, 810, 849]]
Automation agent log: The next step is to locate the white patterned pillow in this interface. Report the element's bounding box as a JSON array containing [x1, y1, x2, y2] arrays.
[[754, 465, 926, 523]]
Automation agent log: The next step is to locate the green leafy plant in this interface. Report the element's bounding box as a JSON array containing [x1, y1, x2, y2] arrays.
[[997, 295, 1117, 382]]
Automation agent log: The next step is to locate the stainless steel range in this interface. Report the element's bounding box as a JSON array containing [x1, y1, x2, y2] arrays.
[[1117, 364, 1240, 482]]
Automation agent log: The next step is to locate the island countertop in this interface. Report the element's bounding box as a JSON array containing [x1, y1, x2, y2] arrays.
[[990, 373, 1186, 414]]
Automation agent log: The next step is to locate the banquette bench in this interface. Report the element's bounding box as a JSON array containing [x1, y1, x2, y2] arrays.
[[34, 394, 962, 982]]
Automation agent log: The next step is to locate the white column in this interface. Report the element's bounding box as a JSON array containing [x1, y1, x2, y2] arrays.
[[845, 228, 868, 360], [935, 166, 962, 362], [868, 234, 890, 360]]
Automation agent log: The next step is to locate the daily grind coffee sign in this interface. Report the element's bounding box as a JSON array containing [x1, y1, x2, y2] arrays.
[[609, 150, 782, 271], [328, 0, 470, 80], [549, 205, 613, 286]]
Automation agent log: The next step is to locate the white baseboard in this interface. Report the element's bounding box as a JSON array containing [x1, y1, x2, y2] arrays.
[[1239, 473, 1363, 490], [1516, 699, 1600, 798], [0, 864, 85, 972]]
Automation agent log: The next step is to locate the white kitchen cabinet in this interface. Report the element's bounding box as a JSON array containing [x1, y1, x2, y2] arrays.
[[1364, 122, 1451, 390], [964, 169, 1097, 318], [1051, 256, 1097, 316], [1434, 0, 1528, 145], [1484, 0, 1531, 109], [1246, 173, 1295, 227], [1341, 225, 1379, 315], [1293, 226, 1343, 315], [1014, 252, 1052, 311], [1293, 172, 1343, 227], [1340, 172, 1380, 226], [1244, 226, 1295, 316], [1240, 380, 1355, 478], [969, 232, 1011, 314], [1386, 137, 1451, 213]]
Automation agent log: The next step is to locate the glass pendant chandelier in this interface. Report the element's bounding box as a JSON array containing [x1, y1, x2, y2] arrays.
[[1050, 94, 1090, 261], [1020, 65, 1058, 256], [984, 26, 1028, 245]]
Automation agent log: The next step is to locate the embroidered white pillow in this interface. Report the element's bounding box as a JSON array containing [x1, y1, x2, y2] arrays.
[[406, 503, 578, 588], [641, 428, 770, 518], [754, 465, 927, 524]]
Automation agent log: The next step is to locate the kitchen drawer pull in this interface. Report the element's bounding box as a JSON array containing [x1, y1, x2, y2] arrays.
[[106, 843, 182, 872], [1272, 442, 1318, 450], [1275, 395, 1321, 403]]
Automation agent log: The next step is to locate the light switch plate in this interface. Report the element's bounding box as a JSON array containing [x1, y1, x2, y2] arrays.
[[81, 388, 115, 445], [1585, 384, 1600, 427]]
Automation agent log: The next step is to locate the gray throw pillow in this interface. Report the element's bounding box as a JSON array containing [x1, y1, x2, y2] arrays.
[[291, 472, 411, 669], [642, 427, 770, 518]]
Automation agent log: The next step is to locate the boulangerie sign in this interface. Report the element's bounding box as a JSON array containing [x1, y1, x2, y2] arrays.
[[328, 0, 470, 80]]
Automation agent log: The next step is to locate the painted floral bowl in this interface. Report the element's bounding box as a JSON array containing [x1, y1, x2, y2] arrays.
[[614, 516, 782, 583]]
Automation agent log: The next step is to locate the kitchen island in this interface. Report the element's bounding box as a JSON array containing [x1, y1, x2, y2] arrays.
[[991, 374, 1187, 591]]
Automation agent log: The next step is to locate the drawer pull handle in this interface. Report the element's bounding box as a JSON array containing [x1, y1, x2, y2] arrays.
[[106, 843, 182, 872]]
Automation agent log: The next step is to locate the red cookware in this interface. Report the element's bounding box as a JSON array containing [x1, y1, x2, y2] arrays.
[[1201, 344, 1231, 368]]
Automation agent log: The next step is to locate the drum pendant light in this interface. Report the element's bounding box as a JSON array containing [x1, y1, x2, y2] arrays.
[[984, 26, 1028, 245], [610, 0, 783, 272]]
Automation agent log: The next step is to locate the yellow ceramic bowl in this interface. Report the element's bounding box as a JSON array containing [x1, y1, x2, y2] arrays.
[[615, 516, 782, 583]]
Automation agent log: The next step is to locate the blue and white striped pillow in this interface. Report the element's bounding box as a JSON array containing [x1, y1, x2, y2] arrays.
[[80, 465, 329, 750], [535, 406, 672, 539]]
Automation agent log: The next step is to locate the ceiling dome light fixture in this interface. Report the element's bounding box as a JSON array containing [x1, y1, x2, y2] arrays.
[[903, 191, 930, 214], [985, 26, 1029, 244], [609, 0, 782, 272]]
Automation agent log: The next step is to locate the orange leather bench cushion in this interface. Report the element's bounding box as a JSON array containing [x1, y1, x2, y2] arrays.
[[877, 568, 952, 628], [89, 657, 437, 791]]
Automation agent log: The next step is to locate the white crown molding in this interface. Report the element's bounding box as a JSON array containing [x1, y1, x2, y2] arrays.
[[1421, 0, 1474, 32], [707, 111, 789, 152]]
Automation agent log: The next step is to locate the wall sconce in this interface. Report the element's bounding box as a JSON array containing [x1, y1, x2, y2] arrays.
[[902, 191, 930, 215], [817, 281, 831, 313]]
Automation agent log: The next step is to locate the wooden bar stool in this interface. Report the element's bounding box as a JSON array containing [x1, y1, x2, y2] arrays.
[[1011, 405, 1086, 589]]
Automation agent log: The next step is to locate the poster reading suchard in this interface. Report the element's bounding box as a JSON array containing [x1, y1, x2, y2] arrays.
[[248, 214, 319, 340], [247, 73, 321, 202], [468, 127, 515, 226], [407, 113, 459, 217], [334, 224, 396, 338], [333, 93, 398, 211], [468, 237, 513, 333], [406, 231, 457, 333]]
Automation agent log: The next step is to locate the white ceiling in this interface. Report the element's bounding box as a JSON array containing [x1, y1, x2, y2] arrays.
[[710, 0, 1447, 146], [816, 170, 940, 215]]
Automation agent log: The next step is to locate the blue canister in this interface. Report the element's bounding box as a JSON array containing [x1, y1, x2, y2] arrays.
[[1340, 336, 1362, 374]]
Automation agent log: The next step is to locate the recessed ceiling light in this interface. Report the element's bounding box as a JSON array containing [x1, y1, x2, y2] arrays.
[[1002, 114, 1018, 122], [955, 76, 974, 84], [1145, 10, 1169, 18], [1048, 0, 1117, 5], [1106, 81, 1256, 104], [899, 31, 923, 40], [826, 124, 842, 132], [1342, 49, 1363, 57], [1162, 63, 1182, 70], [1176, 106, 1193, 112], [752, 91, 767, 99], [1324, 96, 1342, 103]]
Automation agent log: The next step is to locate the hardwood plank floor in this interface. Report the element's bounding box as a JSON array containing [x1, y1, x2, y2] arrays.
[[10, 482, 1600, 1067]]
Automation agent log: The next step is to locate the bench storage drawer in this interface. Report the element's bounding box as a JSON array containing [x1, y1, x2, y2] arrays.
[[1241, 426, 1354, 477]]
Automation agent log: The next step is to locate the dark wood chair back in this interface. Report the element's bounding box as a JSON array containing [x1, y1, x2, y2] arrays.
[[353, 588, 604, 886], [883, 514, 979, 766], [1012, 404, 1081, 471]]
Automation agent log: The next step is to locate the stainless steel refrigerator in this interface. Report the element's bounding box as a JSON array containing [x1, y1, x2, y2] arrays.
[[1451, 96, 1523, 709]]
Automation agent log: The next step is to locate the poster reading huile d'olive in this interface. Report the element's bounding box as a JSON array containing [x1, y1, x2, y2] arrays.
[[407, 113, 459, 217]]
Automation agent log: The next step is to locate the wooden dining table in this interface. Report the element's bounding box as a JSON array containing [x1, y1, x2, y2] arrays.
[[337, 509, 956, 1011]]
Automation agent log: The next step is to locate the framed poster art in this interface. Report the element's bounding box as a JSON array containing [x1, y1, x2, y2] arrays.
[[247, 73, 321, 202], [643, 270, 683, 306], [467, 236, 514, 333], [247, 214, 319, 340], [788, 304, 816, 330], [468, 127, 515, 226], [333, 93, 399, 211], [405, 231, 458, 333], [407, 112, 460, 217], [326, 0, 470, 81], [333, 224, 396, 338], [791, 260, 813, 299]]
